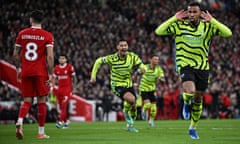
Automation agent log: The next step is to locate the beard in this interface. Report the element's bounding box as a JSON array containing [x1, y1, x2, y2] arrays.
[[188, 18, 199, 26]]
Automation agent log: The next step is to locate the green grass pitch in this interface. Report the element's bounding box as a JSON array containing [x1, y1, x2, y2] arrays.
[[0, 119, 239, 144]]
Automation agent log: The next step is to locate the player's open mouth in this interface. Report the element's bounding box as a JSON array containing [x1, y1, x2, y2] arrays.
[[122, 49, 127, 52]]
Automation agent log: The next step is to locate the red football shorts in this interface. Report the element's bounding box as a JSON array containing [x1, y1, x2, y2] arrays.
[[53, 87, 71, 104], [21, 76, 49, 97]]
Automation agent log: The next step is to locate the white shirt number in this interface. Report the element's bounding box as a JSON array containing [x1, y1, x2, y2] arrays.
[[25, 42, 38, 61]]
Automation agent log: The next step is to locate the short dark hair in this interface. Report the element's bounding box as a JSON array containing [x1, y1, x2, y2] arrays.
[[188, 1, 202, 10], [30, 10, 44, 23], [151, 54, 159, 58], [59, 54, 68, 59], [118, 40, 127, 43]]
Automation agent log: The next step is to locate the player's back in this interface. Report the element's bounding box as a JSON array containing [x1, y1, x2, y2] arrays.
[[16, 27, 54, 77]]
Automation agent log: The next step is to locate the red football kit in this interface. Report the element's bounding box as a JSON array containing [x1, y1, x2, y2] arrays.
[[15, 27, 54, 97], [53, 63, 75, 96], [53, 63, 76, 123]]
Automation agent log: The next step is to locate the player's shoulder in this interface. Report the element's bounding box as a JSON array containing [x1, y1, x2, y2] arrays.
[[54, 65, 61, 70], [156, 65, 162, 70], [172, 20, 185, 26], [20, 28, 53, 36], [105, 53, 118, 59], [67, 63, 73, 66], [174, 20, 190, 28], [67, 63, 74, 68], [18, 28, 32, 34], [128, 51, 135, 55], [199, 20, 211, 27], [156, 65, 164, 73], [146, 64, 151, 68]]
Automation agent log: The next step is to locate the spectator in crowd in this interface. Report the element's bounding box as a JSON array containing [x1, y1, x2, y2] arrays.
[[203, 89, 213, 118], [218, 92, 232, 118], [101, 90, 113, 122], [162, 84, 180, 120]]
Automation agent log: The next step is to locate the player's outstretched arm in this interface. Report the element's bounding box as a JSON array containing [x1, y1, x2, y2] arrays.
[[90, 57, 103, 84], [155, 10, 187, 36]]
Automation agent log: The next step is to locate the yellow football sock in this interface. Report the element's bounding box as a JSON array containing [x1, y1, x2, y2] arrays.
[[183, 93, 195, 105], [150, 103, 157, 119], [190, 101, 203, 127]]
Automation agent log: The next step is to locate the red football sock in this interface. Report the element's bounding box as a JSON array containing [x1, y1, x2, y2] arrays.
[[37, 103, 47, 127], [60, 101, 68, 123], [18, 102, 31, 118]]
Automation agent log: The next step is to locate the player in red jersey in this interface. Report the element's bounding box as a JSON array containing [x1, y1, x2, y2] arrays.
[[52, 54, 77, 129], [13, 10, 54, 140]]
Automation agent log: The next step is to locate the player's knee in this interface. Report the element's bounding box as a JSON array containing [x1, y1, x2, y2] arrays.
[[194, 91, 204, 102], [193, 96, 202, 103], [128, 97, 136, 105], [123, 92, 136, 103]]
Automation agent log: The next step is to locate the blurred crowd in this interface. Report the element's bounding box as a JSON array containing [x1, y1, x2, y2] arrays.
[[0, 0, 240, 121]]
